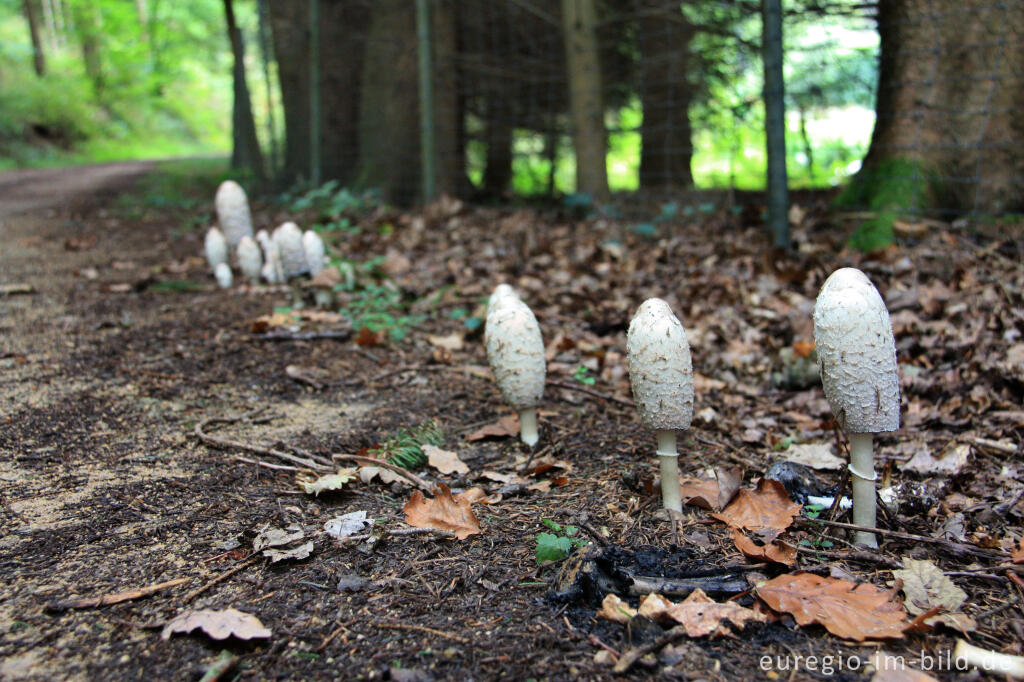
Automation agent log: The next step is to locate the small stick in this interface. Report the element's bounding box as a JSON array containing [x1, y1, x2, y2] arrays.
[[331, 453, 433, 492], [789, 543, 903, 569], [251, 329, 352, 342], [546, 379, 635, 407], [796, 518, 1005, 559], [182, 555, 261, 604], [198, 650, 239, 682], [378, 622, 470, 644], [195, 414, 332, 471], [49, 577, 190, 611], [318, 623, 349, 651], [613, 624, 689, 673], [232, 455, 302, 472]]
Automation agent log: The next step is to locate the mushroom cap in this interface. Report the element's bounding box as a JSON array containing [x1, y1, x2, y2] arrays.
[[273, 222, 308, 280], [302, 230, 326, 276], [626, 298, 694, 430], [214, 180, 254, 250], [813, 267, 900, 433], [487, 284, 519, 317], [204, 227, 228, 272], [214, 262, 233, 289], [484, 296, 545, 410], [236, 236, 263, 281]]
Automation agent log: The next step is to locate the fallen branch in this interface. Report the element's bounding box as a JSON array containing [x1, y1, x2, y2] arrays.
[[613, 624, 689, 673], [232, 455, 302, 472], [48, 577, 190, 611], [628, 575, 749, 598], [331, 453, 434, 492], [547, 379, 635, 407], [194, 411, 333, 472], [796, 517, 1005, 560], [182, 555, 261, 605]]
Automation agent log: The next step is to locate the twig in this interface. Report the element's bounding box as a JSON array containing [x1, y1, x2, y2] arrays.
[[575, 515, 612, 548], [194, 412, 333, 471], [789, 543, 903, 569], [547, 379, 635, 407], [318, 623, 349, 651], [198, 650, 239, 682], [48, 578, 190, 611], [977, 596, 1020, 620], [378, 621, 470, 644], [796, 517, 1005, 559], [232, 455, 302, 472], [331, 453, 434, 492], [613, 624, 689, 673], [973, 437, 1019, 456], [182, 555, 261, 604], [251, 329, 352, 342]]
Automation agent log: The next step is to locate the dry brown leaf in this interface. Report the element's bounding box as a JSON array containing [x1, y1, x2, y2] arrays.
[[792, 340, 815, 358], [465, 414, 519, 441], [402, 484, 483, 539], [784, 443, 845, 471], [458, 487, 501, 504], [679, 467, 743, 511], [731, 529, 796, 566], [359, 466, 409, 486], [712, 478, 801, 533], [161, 608, 271, 641], [597, 593, 637, 624], [756, 573, 907, 641], [902, 443, 970, 476], [639, 590, 767, 638], [427, 333, 464, 351], [250, 312, 294, 333], [892, 558, 975, 633], [424, 444, 469, 475]]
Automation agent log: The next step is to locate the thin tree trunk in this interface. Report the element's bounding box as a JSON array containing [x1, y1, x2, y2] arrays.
[[71, 2, 103, 95], [256, 0, 278, 176], [223, 0, 265, 181], [561, 0, 609, 200], [22, 0, 46, 76]]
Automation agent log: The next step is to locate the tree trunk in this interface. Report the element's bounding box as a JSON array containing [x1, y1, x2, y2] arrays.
[[856, 0, 1024, 214], [637, 2, 694, 189], [22, 0, 46, 76], [256, 0, 278, 176], [319, 1, 369, 187], [71, 2, 103, 95], [561, 0, 608, 199], [268, 0, 310, 185], [223, 0, 265, 181]]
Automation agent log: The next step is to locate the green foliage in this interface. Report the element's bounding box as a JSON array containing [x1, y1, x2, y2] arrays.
[[572, 365, 596, 386], [337, 282, 424, 342], [836, 158, 935, 251], [368, 419, 444, 470], [535, 519, 588, 565], [286, 180, 379, 219]]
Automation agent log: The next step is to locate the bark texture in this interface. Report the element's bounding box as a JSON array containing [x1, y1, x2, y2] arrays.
[[224, 0, 265, 181], [23, 0, 46, 76]]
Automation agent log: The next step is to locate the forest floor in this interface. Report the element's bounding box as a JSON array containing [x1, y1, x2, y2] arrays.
[[1, 161, 1023, 681]]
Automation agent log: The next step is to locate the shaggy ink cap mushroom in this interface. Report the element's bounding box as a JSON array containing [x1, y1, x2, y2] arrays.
[[813, 267, 900, 548], [273, 222, 308, 280], [214, 180, 254, 250], [626, 298, 694, 513], [214, 262, 233, 289], [484, 286, 545, 446], [302, 230, 327, 276], [236, 236, 263, 281], [205, 227, 228, 273]]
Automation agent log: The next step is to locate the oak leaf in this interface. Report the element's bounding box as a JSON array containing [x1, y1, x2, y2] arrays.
[[424, 445, 469, 475], [756, 573, 907, 641], [402, 484, 482, 539], [712, 478, 800, 533]]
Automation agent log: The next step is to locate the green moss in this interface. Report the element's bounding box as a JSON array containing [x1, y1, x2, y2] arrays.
[[836, 158, 936, 252]]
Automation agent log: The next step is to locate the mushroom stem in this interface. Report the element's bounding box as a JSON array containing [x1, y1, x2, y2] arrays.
[[518, 408, 539, 447], [656, 429, 682, 513], [848, 432, 877, 548], [954, 639, 1024, 678]]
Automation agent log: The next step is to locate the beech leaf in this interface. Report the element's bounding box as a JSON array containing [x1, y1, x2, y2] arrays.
[[263, 541, 314, 563], [324, 511, 372, 539], [731, 529, 796, 566], [597, 594, 637, 624], [892, 558, 976, 633], [638, 590, 767, 638], [756, 573, 907, 641], [253, 525, 304, 552], [161, 608, 271, 641], [424, 445, 470, 475], [465, 414, 519, 441], [402, 484, 482, 539], [712, 478, 801, 533]]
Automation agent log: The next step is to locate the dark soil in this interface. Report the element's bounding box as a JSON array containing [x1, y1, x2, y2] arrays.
[[1, 161, 1022, 681]]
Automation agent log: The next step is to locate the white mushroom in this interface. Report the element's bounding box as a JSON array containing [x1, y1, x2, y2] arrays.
[[813, 267, 900, 548], [236, 236, 263, 281], [487, 283, 519, 317], [626, 298, 694, 513], [302, 230, 327, 276], [214, 262, 233, 289], [204, 227, 227, 272], [954, 639, 1024, 678], [484, 286, 546, 446], [214, 180, 254, 250], [273, 222, 308, 280], [260, 238, 284, 284]]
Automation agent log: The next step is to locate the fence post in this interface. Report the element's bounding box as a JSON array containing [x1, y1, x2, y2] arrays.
[[416, 0, 437, 203], [762, 0, 790, 250], [309, 0, 321, 186]]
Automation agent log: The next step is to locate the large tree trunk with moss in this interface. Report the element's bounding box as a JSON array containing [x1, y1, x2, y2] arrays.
[[561, 0, 609, 200], [23, 0, 46, 76], [637, 1, 694, 189], [223, 0, 264, 181], [855, 0, 1024, 216]]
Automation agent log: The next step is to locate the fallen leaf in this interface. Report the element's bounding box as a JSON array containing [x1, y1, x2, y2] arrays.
[[424, 444, 470, 475], [300, 469, 358, 496], [253, 525, 304, 552], [478, 470, 526, 485], [679, 467, 743, 511], [402, 484, 482, 539], [902, 443, 970, 476], [427, 333, 464, 351], [756, 573, 907, 641], [324, 511, 371, 539], [250, 312, 294, 334], [263, 541, 314, 563], [792, 340, 815, 358], [465, 414, 519, 441], [712, 478, 801, 534], [161, 608, 271, 641], [892, 558, 975, 633], [458, 487, 500, 504], [784, 443, 845, 471], [1013, 538, 1024, 564], [597, 593, 637, 624], [639, 590, 767, 637], [869, 651, 939, 681], [731, 529, 796, 566], [381, 248, 411, 276]]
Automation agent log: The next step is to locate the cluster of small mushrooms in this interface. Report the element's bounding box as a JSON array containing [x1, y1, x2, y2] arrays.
[[485, 267, 900, 548], [204, 180, 327, 288]]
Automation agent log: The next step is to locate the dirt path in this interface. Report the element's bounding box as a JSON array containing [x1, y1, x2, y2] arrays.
[[0, 161, 156, 217]]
